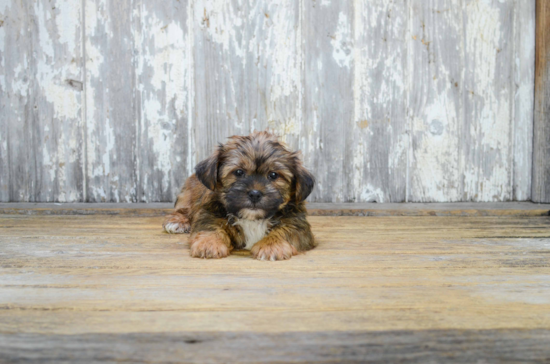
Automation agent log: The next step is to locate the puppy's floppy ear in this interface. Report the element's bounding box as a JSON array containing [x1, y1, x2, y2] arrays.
[[195, 145, 223, 191], [293, 154, 315, 202]]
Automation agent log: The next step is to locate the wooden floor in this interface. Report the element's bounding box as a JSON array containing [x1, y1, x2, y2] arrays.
[[1, 210, 550, 362]]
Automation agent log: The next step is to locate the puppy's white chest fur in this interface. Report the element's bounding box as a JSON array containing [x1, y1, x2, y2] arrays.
[[234, 219, 269, 250]]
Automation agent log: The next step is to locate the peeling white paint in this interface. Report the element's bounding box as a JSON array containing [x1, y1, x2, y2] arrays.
[[198, 0, 245, 59], [360, 184, 385, 203], [54, 0, 80, 52], [352, 139, 365, 201], [331, 12, 352, 69], [466, 0, 507, 151], [352, 0, 408, 202], [268, 118, 299, 138], [135, 3, 190, 200], [412, 92, 461, 202], [10, 64, 28, 96], [463, 0, 513, 201], [0, 0, 537, 203], [513, 1, 535, 201], [35, 1, 54, 59]]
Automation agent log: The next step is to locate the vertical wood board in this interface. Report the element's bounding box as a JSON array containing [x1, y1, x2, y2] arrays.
[[302, 0, 354, 202], [352, 0, 408, 203], [408, 0, 464, 202], [134, 0, 190, 202], [462, 0, 515, 202], [192, 0, 301, 165], [85, 0, 137, 202], [0, 0, 84, 202], [513, 0, 535, 201]]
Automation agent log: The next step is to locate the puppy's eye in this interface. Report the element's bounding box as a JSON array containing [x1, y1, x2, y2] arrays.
[[234, 169, 245, 177], [268, 172, 279, 180]]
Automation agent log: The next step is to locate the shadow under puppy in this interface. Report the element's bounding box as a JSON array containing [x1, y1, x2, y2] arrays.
[[163, 131, 316, 261]]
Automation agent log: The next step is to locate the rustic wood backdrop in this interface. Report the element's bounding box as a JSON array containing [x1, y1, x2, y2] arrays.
[[0, 0, 538, 203]]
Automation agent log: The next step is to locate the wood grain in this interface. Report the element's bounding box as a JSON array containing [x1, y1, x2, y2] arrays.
[[462, 0, 515, 202], [1, 330, 549, 363], [408, 0, 463, 202], [302, 0, 354, 202], [0, 213, 549, 361], [84, 0, 138, 203], [513, 0, 535, 201], [533, 0, 550, 203], [0, 0, 84, 202], [352, 0, 408, 203], [134, 0, 190, 202], [192, 0, 300, 161]]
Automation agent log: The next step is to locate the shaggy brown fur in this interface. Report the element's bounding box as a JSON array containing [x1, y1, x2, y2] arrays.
[[163, 131, 316, 261]]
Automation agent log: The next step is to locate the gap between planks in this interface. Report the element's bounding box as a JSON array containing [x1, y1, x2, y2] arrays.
[[0, 202, 549, 217]]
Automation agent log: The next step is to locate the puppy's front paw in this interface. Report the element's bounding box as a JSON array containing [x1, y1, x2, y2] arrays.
[[189, 232, 231, 259], [251, 237, 297, 261], [163, 213, 191, 234]]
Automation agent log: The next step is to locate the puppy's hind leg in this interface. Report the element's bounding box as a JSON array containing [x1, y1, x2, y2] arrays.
[[163, 209, 191, 234], [163, 185, 194, 234]]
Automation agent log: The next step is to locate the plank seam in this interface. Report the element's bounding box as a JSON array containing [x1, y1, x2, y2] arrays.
[[1, 205, 549, 217], [510, 0, 517, 201], [134, 0, 142, 202], [459, 0, 466, 201], [187, 0, 195, 178], [405, 0, 412, 203], [80, 0, 88, 203]]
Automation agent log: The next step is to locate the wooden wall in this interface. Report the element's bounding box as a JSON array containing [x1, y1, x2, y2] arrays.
[[0, 0, 536, 203]]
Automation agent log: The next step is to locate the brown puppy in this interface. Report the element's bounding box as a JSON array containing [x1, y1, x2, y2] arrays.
[[163, 131, 316, 261]]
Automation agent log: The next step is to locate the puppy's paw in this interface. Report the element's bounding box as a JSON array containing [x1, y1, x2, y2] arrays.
[[163, 213, 191, 234], [251, 237, 297, 261], [189, 232, 231, 259]]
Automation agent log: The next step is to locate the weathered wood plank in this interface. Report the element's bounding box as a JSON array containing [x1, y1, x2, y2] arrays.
[[0, 0, 84, 202], [84, 0, 137, 202], [513, 0, 535, 201], [302, 0, 354, 202], [0, 0, 33, 202], [408, 0, 533, 203], [250, 0, 302, 150], [134, 0, 190, 202], [352, 0, 408, 203], [192, 0, 247, 161], [1, 330, 549, 363], [192, 0, 300, 164], [462, 0, 516, 201], [408, 0, 464, 202], [533, 0, 550, 203]]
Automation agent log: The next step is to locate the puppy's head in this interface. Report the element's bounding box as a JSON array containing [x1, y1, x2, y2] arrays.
[[195, 131, 314, 220]]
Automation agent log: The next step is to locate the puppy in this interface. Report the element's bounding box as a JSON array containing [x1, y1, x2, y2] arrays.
[[163, 131, 316, 261]]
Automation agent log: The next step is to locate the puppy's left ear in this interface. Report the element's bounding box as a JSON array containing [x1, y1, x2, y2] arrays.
[[293, 156, 315, 202], [195, 145, 223, 191]]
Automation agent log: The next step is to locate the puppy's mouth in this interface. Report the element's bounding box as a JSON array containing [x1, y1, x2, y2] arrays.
[[224, 185, 283, 221], [238, 208, 267, 220]]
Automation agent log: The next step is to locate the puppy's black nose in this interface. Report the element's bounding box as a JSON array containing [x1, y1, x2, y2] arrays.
[[248, 190, 263, 203]]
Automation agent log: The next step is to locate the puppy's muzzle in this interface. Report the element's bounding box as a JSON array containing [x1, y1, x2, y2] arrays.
[[247, 190, 263, 203]]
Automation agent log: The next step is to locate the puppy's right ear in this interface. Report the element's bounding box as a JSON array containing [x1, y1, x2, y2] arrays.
[[292, 153, 315, 202], [195, 146, 222, 191]]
